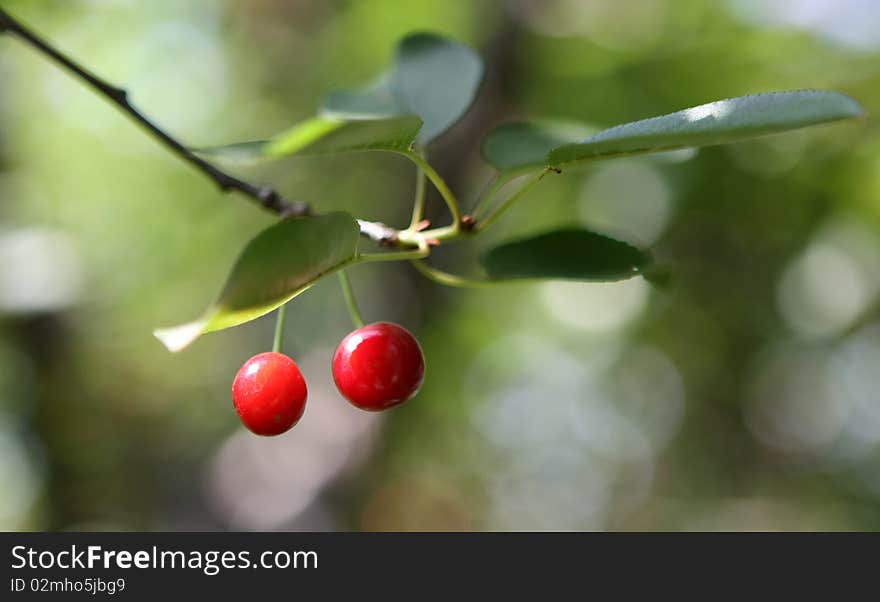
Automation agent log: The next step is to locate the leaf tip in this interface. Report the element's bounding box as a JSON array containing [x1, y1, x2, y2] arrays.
[[153, 321, 206, 353], [848, 98, 867, 120]]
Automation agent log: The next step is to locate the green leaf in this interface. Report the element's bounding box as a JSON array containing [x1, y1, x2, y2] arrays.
[[481, 121, 592, 171], [321, 32, 484, 143], [155, 213, 360, 352], [393, 33, 484, 142], [481, 228, 652, 282], [265, 114, 422, 157], [548, 90, 864, 167], [322, 74, 400, 119], [197, 115, 423, 164], [199, 33, 481, 161]]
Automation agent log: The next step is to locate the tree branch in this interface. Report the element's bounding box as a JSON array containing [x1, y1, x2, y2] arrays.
[[0, 8, 405, 244]]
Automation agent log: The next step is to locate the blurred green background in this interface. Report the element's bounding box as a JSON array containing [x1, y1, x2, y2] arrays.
[[1, 0, 879, 531]]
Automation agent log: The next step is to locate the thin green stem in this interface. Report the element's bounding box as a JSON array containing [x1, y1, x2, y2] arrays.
[[408, 146, 428, 230], [337, 270, 366, 329], [358, 243, 429, 263], [476, 169, 549, 233], [397, 224, 459, 245], [272, 303, 288, 353], [472, 173, 505, 219], [410, 260, 500, 288], [395, 149, 461, 230], [471, 166, 541, 219]]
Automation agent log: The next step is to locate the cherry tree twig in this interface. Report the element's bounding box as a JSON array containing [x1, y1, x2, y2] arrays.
[[0, 8, 404, 245]]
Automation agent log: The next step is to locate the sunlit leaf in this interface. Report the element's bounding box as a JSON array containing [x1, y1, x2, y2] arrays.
[[265, 114, 422, 156], [197, 115, 422, 164], [155, 213, 360, 352], [548, 90, 863, 167], [481, 228, 652, 282], [321, 32, 484, 143]]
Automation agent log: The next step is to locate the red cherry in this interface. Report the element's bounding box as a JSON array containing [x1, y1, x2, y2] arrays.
[[232, 352, 307, 436], [332, 322, 425, 411]]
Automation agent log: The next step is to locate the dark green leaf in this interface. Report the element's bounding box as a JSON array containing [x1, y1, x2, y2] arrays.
[[548, 90, 863, 167], [320, 32, 484, 143], [197, 115, 422, 164], [155, 213, 360, 352], [481, 228, 652, 282]]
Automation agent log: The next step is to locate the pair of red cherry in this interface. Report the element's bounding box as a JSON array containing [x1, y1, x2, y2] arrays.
[[231, 322, 425, 436]]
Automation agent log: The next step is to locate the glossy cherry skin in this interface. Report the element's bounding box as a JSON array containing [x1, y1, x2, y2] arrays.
[[232, 352, 307, 436], [332, 322, 425, 411]]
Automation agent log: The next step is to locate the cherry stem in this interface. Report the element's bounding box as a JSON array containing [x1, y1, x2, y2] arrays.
[[396, 149, 461, 232], [337, 270, 366, 329], [272, 302, 288, 353]]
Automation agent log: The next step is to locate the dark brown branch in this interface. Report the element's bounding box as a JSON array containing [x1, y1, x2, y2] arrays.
[[0, 8, 313, 217], [0, 8, 405, 244]]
